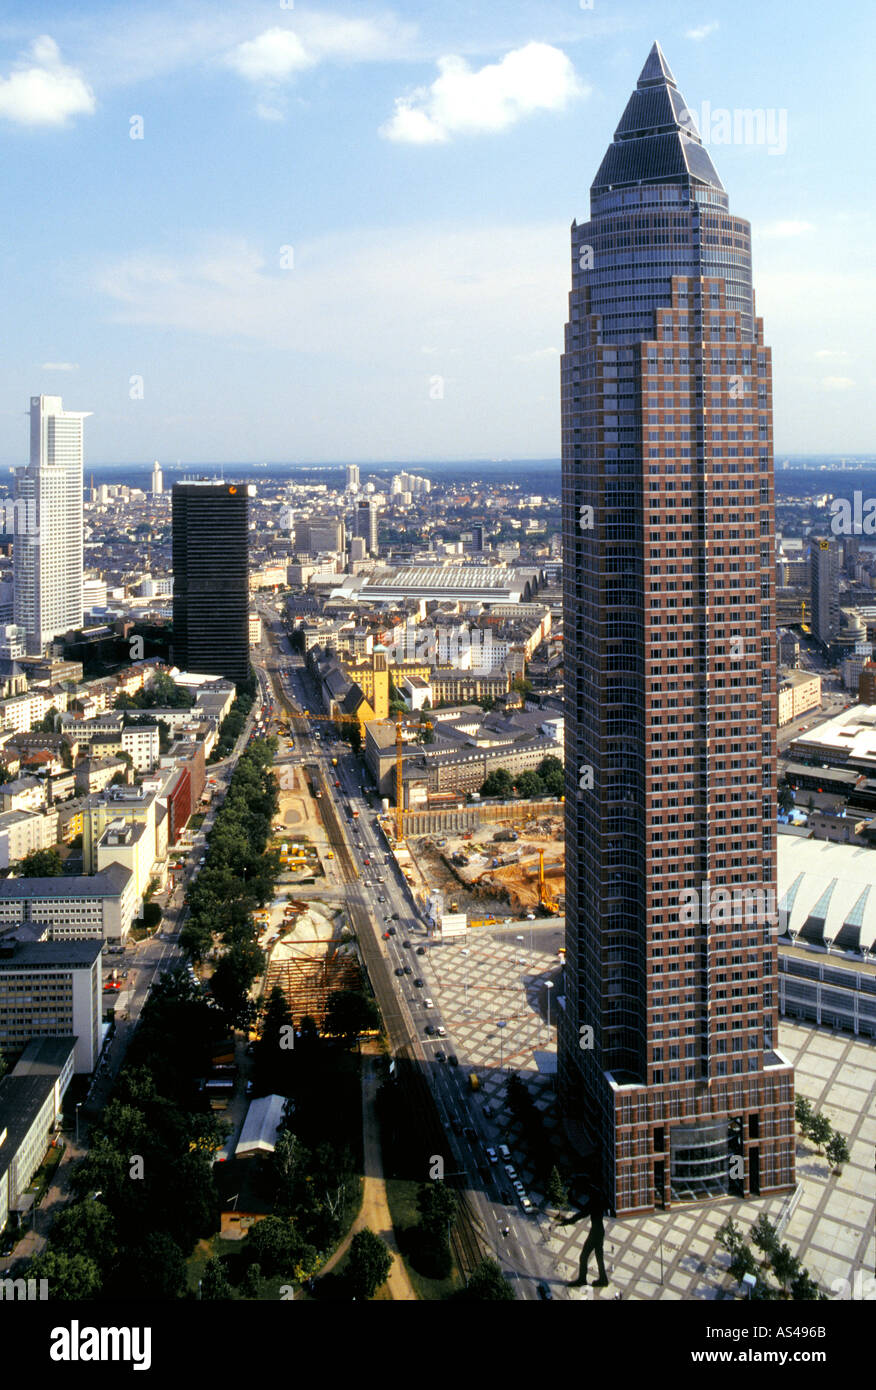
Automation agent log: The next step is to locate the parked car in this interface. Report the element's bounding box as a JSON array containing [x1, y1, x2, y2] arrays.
[[416, 946, 426, 955], [414, 978, 424, 988], [447, 1054, 458, 1066], [485, 1147, 498, 1164]]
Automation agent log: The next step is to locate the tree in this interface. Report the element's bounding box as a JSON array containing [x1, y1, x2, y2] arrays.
[[480, 768, 513, 799], [50, 1200, 117, 1272], [750, 1213, 779, 1261], [17, 847, 63, 877], [790, 1268, 824, 1301], [455, 1257, 515, 1301], [325, 989, 381, 1046], [511, 677, 533, 697], [546, 1166, 569, 1210], [808, 1113, 833, 1154], [794, 1095, 814, 1136], [770, 1242, 801, 1295], [242, 1262, 262, 1299], [26, 1248, 102, 1300], [825, 1132, 850, 1171], [778, 784, 794, 815], [200, 1256, 233, 1300], [515, 771, 544, 799], [417, 1181, 456, 1240], [348, 1228, 392, 1300], [117, 1231, 188, 1300]]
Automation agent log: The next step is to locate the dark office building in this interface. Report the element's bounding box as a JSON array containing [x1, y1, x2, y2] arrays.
[[559, 44, 795, 1215], [354, 498, 379, 555], [172, 482, 251, 683]]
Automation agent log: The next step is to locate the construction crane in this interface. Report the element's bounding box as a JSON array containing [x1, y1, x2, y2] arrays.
[[537, 849, 559, 915]]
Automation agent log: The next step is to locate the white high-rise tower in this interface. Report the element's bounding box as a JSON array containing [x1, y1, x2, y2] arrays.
[[14, 395, 89, 655], [151, 460, 163, 496]]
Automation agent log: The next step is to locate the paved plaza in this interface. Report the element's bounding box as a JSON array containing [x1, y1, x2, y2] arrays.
[[424, 930, 876, 1300]]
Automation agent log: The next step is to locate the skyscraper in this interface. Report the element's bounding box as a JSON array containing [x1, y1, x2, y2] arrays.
[[345, 464, 360, 491], [151, 460, 164, 496], [809, 538, 840, 646], [172, 482, 251, 683], [559, 44, 795, 1216], [354, 498, 379, 555], [14, 395, 89, 656]]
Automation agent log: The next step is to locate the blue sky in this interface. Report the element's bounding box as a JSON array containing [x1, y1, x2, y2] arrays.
[[0, 0, 872, 465]]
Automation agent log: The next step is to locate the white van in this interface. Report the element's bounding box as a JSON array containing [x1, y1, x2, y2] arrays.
[[423, 997, 434, 1009]]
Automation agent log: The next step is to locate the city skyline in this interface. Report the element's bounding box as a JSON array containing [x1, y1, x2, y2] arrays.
[[0, 1, 873, 465]]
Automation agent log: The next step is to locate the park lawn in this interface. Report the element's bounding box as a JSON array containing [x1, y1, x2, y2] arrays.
[[383, 1177, 462, 1301]]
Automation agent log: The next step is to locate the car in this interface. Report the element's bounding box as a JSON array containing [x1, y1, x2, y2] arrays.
[[403, 965, 412, 975], [447, 1054, 458, 1066], [383, 931, 391, 940], [464, 1127, 477, 1142], [505, 1165, 518, 1180], [537, 1281, 552, 1300], [416, 946, 426, 955], [363, 857, 370, 866], [520, 1197, 534, 1212], [435, 1051, 446, 1062], [498, 1144, 512, 1161], [423, 997, 434, 1009], [436, 1025, 446, 1037], [391, 913, 399, 921], [401, 940, 411, 949], [377, 895, 385, 903], [485, 1147, 498, 1164], [483, 1105, 494, 1118], [513, 1181, 525, 1195], [395, 967, 404, 977], [387, 926, 396, 936], [414, 978, 424, 988], [424, 1025, 435, 1036]]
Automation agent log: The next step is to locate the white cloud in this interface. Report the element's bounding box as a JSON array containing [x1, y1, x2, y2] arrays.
[[224, 28, 314, 83], [39, 361, 78, 371], [685, 22, 719, 41], [758, 220, 814, 239], [512, 347, 560, 363], [820, 377, 855, 391], [0, 35, 95, 127], [380, 42, 585, 144]]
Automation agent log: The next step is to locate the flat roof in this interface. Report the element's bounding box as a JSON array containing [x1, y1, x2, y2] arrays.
[[0, 864, 131, 900], [0, 937, 102, 968]]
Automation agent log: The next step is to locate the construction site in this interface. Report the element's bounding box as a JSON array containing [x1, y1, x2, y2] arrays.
[[401, 817, 565, 922]]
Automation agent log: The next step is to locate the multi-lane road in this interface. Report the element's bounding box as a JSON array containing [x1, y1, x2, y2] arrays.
[[255, 599, 564, 1298]]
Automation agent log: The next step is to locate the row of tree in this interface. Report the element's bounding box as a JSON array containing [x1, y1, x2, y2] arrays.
[[794, 1097, 850, 1169], [180, 738, 281, 1025], [480, 754, 564, 800], [25, 972, 228, 1298], [210, 674, 258, 760], [718, 1215, 823, 1300]]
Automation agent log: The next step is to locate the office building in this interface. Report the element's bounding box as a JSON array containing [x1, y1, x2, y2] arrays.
[[810, 538, 840, 647], [0, 934, 101, 1074], [172, 482, 251, 684], [345, 464, 360, 491], [0, 864, 137, 944], [0, 1036, 77, 1233], [151, 460, 163, 496], [559, 44, 794, 1216], [14, 396, 89, 656], [354, 498, 379, 556], [295, 517, 345, 555]]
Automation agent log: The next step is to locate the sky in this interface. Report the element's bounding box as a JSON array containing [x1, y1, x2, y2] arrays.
[[0, 0, 873, 466]]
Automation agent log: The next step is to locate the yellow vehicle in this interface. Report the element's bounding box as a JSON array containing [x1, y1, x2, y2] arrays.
[[468, 1072, 480, 1092], [326, 850, 334, 859]]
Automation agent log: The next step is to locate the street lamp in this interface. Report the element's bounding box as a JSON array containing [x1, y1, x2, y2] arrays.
[[497, 1019, 507, 1072], [461, 948, 471, 1014], [545, 980, 554, 1043], [75, 1102, 82, 1145]]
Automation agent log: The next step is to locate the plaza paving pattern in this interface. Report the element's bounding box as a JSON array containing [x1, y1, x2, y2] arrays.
[[422, 933, 876, 1301]]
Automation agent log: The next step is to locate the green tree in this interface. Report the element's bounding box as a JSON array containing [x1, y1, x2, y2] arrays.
[[325, 989, 381, 1046], [200, 1256, 233, 1300], [242, 1262, 262, 1299], [790, 1268, 824, 1301], [750, 1213, 779, 1261], [17, 847, 63, 877], [417, 1181, 456, 1239], [546, 1166, 569, 1210], [770, 1243, 801, 1295], [511, 676, 533, 696], [50, 1200, 117, 1272], [348, 1228, 393, 1300], [825, 1132, 849, 1171], [794, 1095, 814, 1136], [515, 771, 544, 799], [808, 1113, 833, 1154], [455, 1257, 515, 1301], [117, 1232, 188, 1300], [778, 784, 794, 815], [481, 768, 514, 798], [27, 1248, 102, 1300]]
